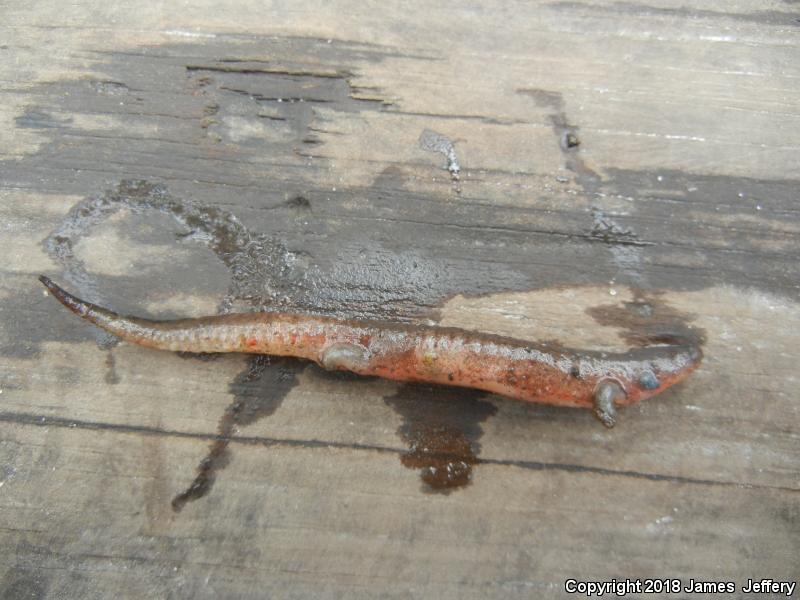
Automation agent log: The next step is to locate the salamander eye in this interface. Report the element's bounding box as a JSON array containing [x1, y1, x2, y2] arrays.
[[638, 370, 660, 390]]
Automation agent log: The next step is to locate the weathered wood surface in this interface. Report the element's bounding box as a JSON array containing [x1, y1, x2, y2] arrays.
[[1, 1, 799, 598]]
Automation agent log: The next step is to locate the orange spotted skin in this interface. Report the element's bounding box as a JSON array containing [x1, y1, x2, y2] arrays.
[[40, 276, 702, 410]]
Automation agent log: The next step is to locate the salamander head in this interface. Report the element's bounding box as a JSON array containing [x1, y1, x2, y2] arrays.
[[624, 343, 703, 404], [591, 343, 702, 427]]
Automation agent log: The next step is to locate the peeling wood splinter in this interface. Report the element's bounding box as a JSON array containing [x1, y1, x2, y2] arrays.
[[40, 276, 702, 427]]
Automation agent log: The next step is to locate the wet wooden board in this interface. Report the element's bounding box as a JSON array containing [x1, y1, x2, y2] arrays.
[[1, 1, 799, 598]]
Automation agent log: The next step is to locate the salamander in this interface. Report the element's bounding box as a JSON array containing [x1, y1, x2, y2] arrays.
[[40, 276, 702, 427]]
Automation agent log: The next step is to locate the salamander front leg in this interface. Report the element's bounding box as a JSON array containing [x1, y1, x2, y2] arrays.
[[593, 379, 626, 428], [319, 342, 370, 372]]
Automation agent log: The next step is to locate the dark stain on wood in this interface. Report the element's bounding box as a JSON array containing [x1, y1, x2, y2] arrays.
[[0, 36, 792, 308], [103, 349, 120, 385], [172, 355, 303, 511], [587, 292, 707, 348], [383, 384, 497, 492], [519, 87, 601, 191]]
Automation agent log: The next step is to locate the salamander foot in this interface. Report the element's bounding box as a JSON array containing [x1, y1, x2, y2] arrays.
[[593, 379, 626, 428]]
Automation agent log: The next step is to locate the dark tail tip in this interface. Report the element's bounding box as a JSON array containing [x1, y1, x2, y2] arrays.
[[39, 275, 89, 317], [39, 275, 61, 297]]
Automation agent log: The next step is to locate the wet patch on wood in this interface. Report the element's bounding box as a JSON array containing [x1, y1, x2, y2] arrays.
[[172, 355, 304, 511], [586, 292, 706, 348], [383, 383, 497, 492]]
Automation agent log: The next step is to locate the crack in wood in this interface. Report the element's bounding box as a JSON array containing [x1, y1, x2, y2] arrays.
[[3, 411, 796, 493], [186, 64, 351, 78]]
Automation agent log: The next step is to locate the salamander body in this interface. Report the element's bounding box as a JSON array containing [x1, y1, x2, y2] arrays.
[[40, 276, 702, 427]]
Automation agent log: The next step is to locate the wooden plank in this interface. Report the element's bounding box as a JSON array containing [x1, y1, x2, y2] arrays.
[[1, 1, 798, 598], [2, 424, 796, 598]]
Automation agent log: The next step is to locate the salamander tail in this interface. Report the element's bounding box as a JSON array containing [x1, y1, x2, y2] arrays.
[[39, 275, 149, 338], [40, 275, 102, 319]]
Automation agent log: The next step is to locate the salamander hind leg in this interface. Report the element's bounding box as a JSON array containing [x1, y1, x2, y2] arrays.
[[593, 379, 627, 428], [319, 343, 370, 373]]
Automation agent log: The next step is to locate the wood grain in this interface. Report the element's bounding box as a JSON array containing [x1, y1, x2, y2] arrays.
[[1, 1, 798, 598]]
